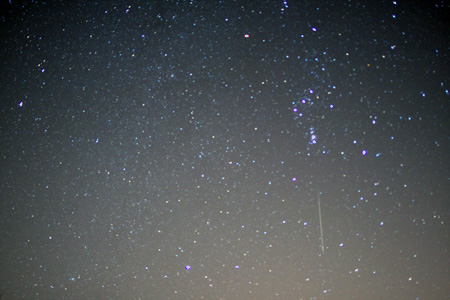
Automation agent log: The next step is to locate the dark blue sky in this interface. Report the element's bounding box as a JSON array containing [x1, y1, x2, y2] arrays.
[[1, 1, 449, 299]]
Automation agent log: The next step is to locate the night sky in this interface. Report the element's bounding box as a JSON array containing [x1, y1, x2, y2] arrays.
[[1, 1, 449, 299]]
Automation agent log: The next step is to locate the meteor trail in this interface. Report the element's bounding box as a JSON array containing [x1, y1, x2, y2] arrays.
[[318, 190, 324, 254]]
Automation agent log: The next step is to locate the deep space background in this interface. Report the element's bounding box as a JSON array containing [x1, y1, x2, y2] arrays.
[[1, 0, 449, 299]]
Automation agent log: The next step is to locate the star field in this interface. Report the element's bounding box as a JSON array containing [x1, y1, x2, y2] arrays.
[[1, 1, 449, 299]]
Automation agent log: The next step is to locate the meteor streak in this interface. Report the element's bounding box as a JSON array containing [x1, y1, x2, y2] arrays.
[[318, 190, 324, 254]]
